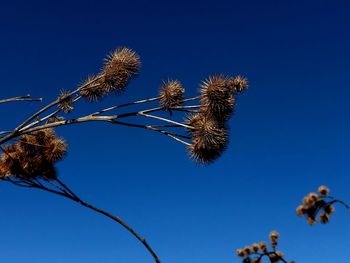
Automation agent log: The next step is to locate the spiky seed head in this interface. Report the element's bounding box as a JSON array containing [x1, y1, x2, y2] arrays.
[[227, 75, 249, 94], [318, 185, 330, 196], [187, 113, 229, 164], [0, 129, 67, 180], [80, 76, 107, 102], [101, 47, 140, 93], [43, 138, 67, 163], [57, 90, 74, 113], [159, 80, 185, 109], [200, 75, 235, 122]]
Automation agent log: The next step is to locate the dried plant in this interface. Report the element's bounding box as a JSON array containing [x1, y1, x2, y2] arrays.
[[0, 47, 248, 262], [235, 231, 294, 263], [296, 185, 350, 225]]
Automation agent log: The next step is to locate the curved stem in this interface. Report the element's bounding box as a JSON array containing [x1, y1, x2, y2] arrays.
[[10, 178, 162, 263]]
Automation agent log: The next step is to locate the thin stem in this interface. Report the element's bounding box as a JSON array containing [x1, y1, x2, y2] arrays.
[[113, 120, 191, 146], [4, 177, 161, 263], [139, 112, 193, 129], [0, 95, 42, 104], [92, 97, 161, 116]]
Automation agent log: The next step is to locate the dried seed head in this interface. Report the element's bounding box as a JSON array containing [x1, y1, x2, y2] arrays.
[[236, 249, 246, 257], [307, 217, 316, 225], [318, 185, 330, 196], [269, 231, 279, 249], [296, 205, 306, 216], [0, 129, 67, 180], [251, 243, 260, 253], [304, 192, 319, 205], [319, 212, 330, 224], [200, 75, 235, 122], [80, 76, 107, 102], [259, 242, 268, 253], [101, 47, 140, 93], [159, 80, 185, 109], [243, 246, 252, 255], [323, 204, 335, 214], [276, 251, 284, 258], [227, 75, 249, 94], [57, 90, 74, 113], [43, 138, 68, 163], [187, 113, 228, 164]]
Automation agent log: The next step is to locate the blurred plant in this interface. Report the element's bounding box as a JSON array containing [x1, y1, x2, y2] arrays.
[[0, 47, 248, 262], [296, 185, 350, 225], [235, 231, 294, 263]]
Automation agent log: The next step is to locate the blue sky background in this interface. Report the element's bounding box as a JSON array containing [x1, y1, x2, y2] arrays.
[[0, 0, 349, 262]]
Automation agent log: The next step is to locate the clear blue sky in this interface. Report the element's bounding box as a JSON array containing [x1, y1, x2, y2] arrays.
[[0, 0, 349, 262]]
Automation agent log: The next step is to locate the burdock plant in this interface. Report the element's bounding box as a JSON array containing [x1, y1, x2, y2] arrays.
[[296, 185, 350, 225], [0, 47, 248, 262], [235, 231, 294, 263]]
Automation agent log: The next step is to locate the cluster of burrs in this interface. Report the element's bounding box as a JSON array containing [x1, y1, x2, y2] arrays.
[[0, 47, 248, 263], [236, 231, 294, 263], [0, 129, 66, 181], [296, 186, 350, 225], [0, 46, 248, 185]]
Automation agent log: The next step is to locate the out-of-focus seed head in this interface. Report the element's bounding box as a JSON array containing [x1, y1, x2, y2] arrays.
[[243, 246, 252, 255], [200, 75, 235, 122], [236, 249, 246, 257], [187, 113, 228, 164], [296, 205, 306, 216], [159, 80, 185, 109], [304, 192, 319, 205], [323, 204, 335, 214], [101, 47, 140, 93], [319, 212, 330, 224], [259, 242, 268, 253], [269, 253, 279, 263], [269, 231, 279, 241], [318, 185, 330, 196], [307, 217, 316, 225], [251, 243, 260, 253]]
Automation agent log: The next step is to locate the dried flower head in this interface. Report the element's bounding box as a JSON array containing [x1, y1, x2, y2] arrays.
[[101, 47, 140, 93], [187, 113, 228, 164], [0, 129, 67, 180], [57, 90, 74, 113], [297, 186, 349, 225], [80, 76, 107, 102], [159, 80, 185, 109], [227, 75, 249, 94], [318, 185, 330, 196], [200, 75, 235, 122], [236, 231, 292, 263]]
